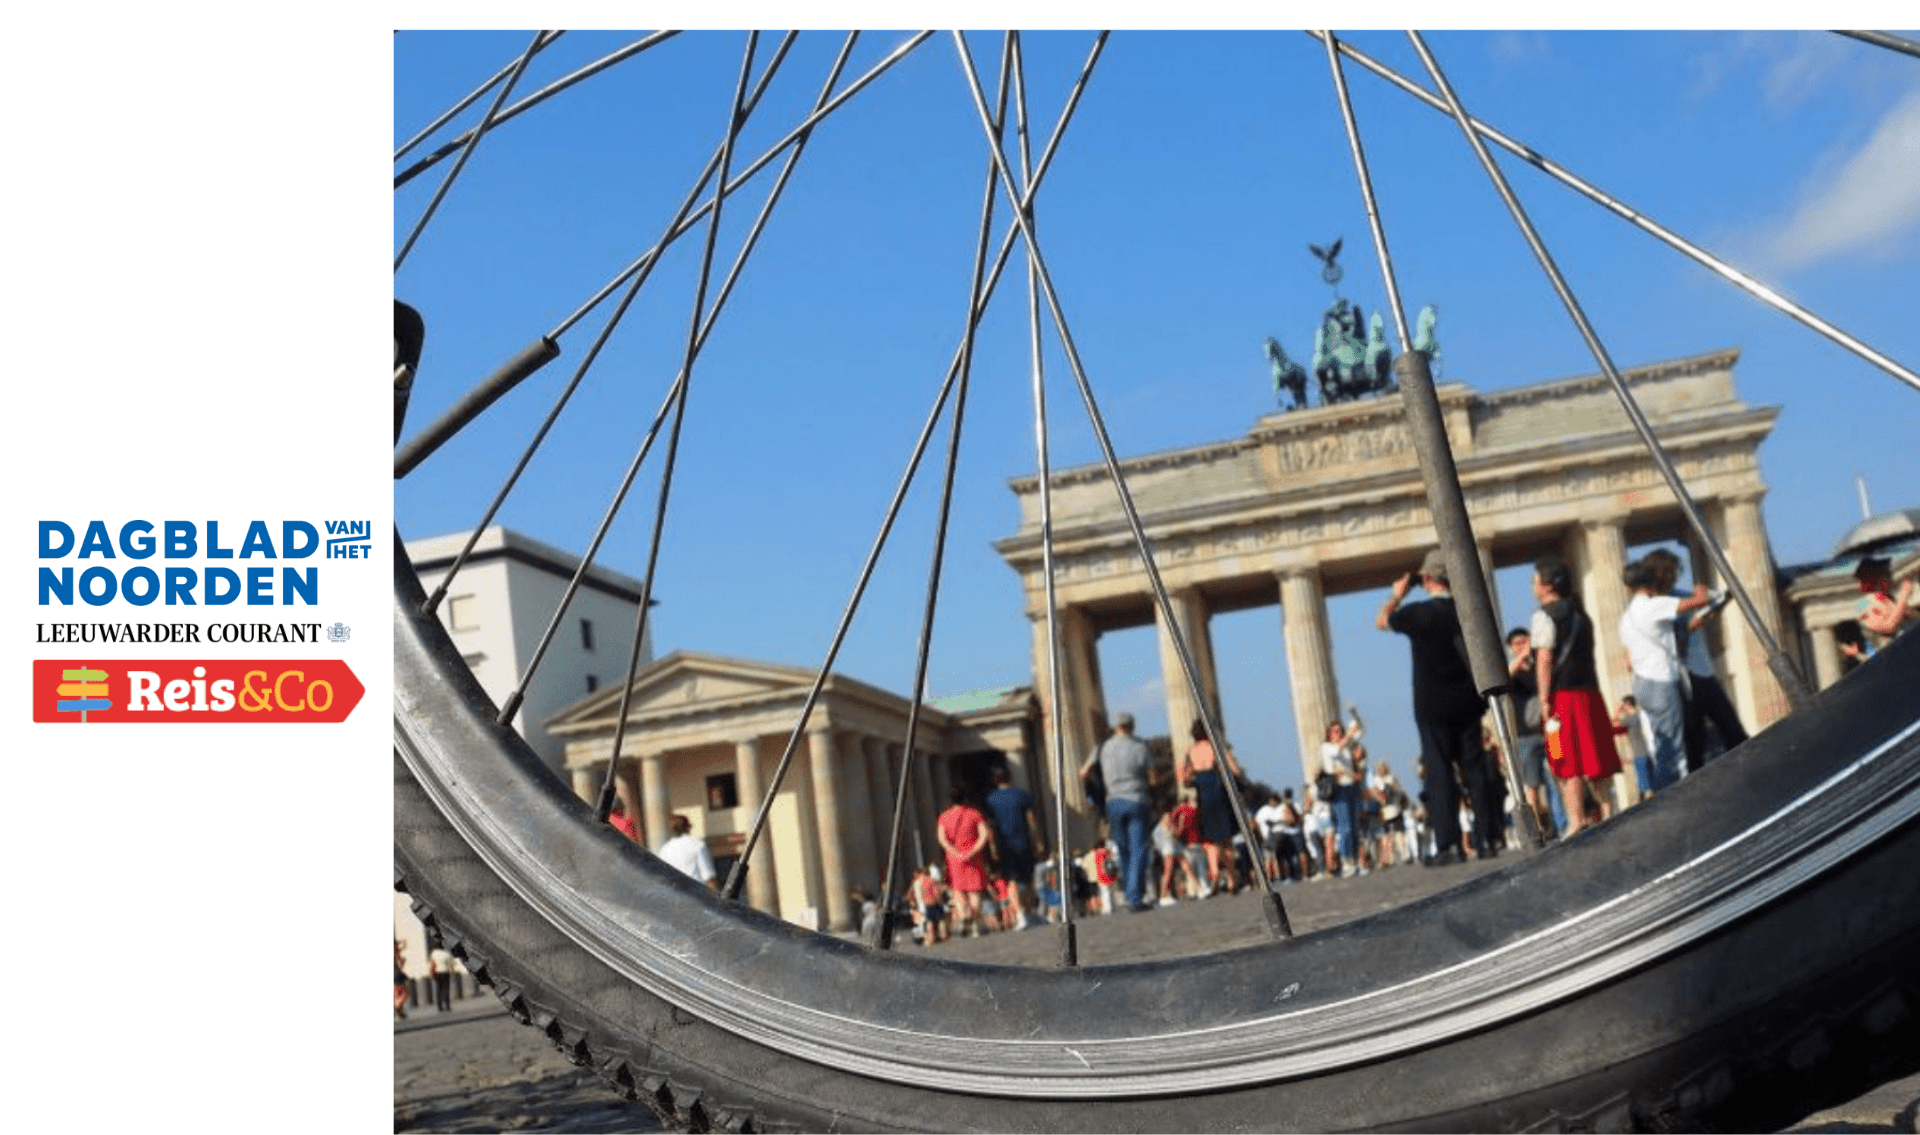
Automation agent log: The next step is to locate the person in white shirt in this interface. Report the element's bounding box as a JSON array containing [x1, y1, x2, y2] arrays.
[[1618, 553, 1713, 793], [658, 813, 718, 890], [1303, 788, 1329, 879], [1254, 792, 1289, 882]]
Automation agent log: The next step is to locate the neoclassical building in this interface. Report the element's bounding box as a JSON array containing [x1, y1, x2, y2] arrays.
[[549, 652, 1041, 933], [1783, 509, 1920, 689], [995, 347, 1795, 801]]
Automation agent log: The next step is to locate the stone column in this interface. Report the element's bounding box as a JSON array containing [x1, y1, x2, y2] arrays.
[[640, 750, 671, 853], [1807, 622, 1842, 692], [807, 726, 854, 932], [1155, 586, 1218, 754], [1567, 518, 1632, 811], [838, 733, 881, 897], [1570, 518, 1630, 710], [1033, 605, 1104, 811], [864, 735, 905, 891], [733, 738, 779, 913], [1477, 539, 1504, 636], [789, 739, 827, 930], [1278, 567, 1340, 787], [570, 766, 597, 805], [909, 742, 937, 871], [1717, 493, 1793, 729]]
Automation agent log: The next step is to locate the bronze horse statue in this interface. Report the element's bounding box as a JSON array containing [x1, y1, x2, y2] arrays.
[[1264, 336, 1309, 411]]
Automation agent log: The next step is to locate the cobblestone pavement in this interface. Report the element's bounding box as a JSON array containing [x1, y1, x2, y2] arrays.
[[395, 993, 664, 1133], [397, 848, 1917, 1132]]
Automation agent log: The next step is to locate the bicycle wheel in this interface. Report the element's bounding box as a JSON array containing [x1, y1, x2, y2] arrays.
[[395, 30, 1920, 1132], [398, 553, 1920, 1130]]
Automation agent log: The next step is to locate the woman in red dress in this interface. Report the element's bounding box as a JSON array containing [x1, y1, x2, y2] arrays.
[[937, 787, 994, 937], [1529, 555, 1621, 836]]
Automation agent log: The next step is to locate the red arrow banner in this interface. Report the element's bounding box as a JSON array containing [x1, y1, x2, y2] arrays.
[[32, 659, 365, 723]]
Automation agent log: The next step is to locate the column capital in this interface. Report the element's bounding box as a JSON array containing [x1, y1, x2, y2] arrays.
[[1579, 512, 1631, 533]]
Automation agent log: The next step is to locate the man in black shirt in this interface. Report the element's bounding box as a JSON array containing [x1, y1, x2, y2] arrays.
[[1378, 549, 1499, 863]]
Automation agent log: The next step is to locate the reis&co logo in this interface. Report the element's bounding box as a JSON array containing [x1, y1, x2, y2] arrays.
[[32, 659, 364, 723]]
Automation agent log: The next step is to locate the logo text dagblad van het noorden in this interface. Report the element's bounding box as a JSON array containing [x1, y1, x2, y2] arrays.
[[36, 519, 372, 606]]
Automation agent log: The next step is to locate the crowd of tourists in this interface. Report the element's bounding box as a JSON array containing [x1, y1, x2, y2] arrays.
[[626, 544, 1909, 945]]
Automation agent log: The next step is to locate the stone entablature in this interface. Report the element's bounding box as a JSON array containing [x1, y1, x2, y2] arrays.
[[1000, 349, 1753, 582], [1005, 418, 1774, 610], [1003, 352, 1737, 516]]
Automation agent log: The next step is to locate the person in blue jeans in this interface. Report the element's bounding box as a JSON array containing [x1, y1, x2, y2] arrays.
[[1620, 553, 1713, 794], [1080, 711, 1158, 912], [1318, 717, 1366, 875]]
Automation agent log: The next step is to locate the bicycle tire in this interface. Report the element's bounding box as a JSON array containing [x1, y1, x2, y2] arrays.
[[395, 540, 1920, 1132]]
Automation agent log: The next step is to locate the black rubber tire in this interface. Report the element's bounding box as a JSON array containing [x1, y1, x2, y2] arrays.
[[395, 543, 1920, 1133]]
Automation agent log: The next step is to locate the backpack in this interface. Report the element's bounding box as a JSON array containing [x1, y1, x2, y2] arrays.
[[1082, 759, 1108, 813]]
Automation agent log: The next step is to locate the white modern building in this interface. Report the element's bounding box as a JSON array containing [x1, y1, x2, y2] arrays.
[[404, 526, 654, 777]]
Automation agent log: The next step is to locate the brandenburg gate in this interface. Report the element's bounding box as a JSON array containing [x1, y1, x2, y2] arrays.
[[996, 346, 1793, 801]]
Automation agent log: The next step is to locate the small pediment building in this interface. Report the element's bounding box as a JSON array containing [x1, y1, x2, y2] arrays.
[[549, 650, 1041, 934]]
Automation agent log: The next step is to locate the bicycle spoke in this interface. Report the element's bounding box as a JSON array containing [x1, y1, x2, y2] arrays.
[[1321, 30, 1545, 848], [487, 33, 841, 729], [393, 31, 565, 164], [1403, 29, 1815, 713], [951, 30, 1291, 940], [1833, 29, 1920, 60], [723, 33, 1111, 908], [413, 34, 832, 617], [1008, 31, 1087, 966], [1313, 32, 1919, 395], [593, 34, 763, 823], [394, 31, 681, 189], [868, 33, 1013, 951], [393, 34, 931, 480], [395, 30, 547, 273]]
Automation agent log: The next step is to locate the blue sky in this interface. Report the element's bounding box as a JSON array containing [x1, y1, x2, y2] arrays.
[[394, 30, 1919, 799]]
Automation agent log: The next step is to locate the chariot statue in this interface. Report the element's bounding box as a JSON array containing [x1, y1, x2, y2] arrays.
[[1262, 238, 1439, 411]]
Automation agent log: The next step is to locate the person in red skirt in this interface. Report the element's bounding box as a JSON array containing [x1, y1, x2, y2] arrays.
[[1528, 555, 1620, 837], [936, 787, 994, 937]]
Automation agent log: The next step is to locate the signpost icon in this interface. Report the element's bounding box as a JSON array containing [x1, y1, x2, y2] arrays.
[[57, 667, 111, 721]]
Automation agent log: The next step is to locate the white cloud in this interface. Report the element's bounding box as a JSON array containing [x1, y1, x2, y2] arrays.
[[1687, 32, 1868, 112], [1110, 675, 1165, 732], [1756, 34, 1847, 111], [1488, 32, 1551, 63], [1757, 88, 1920, 271]]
